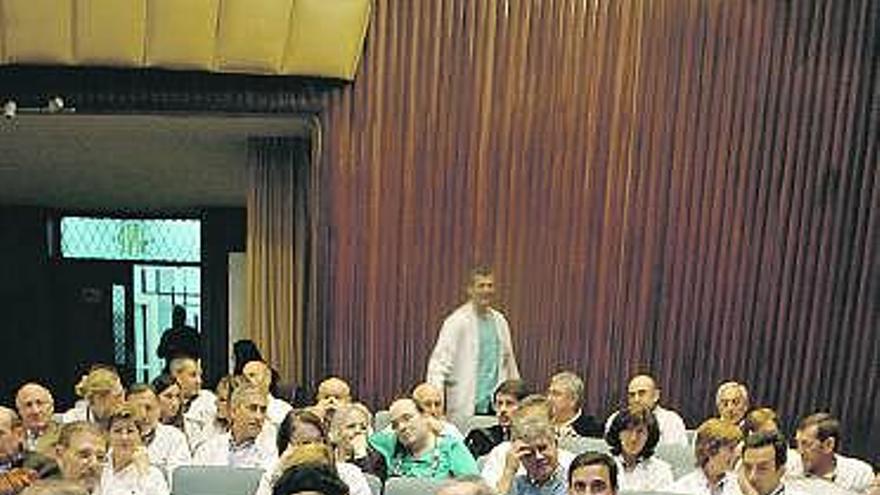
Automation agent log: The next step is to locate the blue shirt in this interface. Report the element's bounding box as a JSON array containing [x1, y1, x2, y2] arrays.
[[510, 468, 568, 495], [475, 314, 499, 414]]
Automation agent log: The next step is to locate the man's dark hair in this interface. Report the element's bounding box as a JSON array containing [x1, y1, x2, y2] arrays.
[[272, 463, 349, 495], [605, 408, 660, 460], [494, 379, 529, 401], [568, 451, 618, 492], [468, 265, 494, 281], [744, 431, 788, 468], [798, 412, 841, 446], [151, 373, 176, 395], [127, 383, 155, 397]]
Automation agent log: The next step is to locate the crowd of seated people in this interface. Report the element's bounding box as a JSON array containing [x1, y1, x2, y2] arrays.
[[2, 361, 878, 495]]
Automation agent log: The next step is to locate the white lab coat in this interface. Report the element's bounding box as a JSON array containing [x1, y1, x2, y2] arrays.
[[426, 302, 520, 425]]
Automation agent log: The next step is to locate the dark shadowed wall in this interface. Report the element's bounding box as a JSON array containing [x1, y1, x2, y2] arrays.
[[0, 0, 877, 463]]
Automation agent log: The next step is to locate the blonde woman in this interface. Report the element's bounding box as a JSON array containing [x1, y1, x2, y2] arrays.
[[98, 404, 168, 495], [61, 366, 124, 428]]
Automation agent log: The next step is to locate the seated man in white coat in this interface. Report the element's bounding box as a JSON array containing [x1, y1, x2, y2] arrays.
[[790, 413, 874, 493], [126, 384, 191, 480], [738, 431, 809, 495], [427, 266, 520, 426], [668, 418, 742, 494], [605, 374, 688, 447], [193, 384, 276, 471], [243, 361, 292, 428], [169, 358, 216, 453]]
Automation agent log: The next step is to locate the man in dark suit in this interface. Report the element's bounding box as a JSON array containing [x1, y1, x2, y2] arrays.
[[464, 379, 529, 457]]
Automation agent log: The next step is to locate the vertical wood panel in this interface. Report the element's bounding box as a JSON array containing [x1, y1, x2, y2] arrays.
[[316, 0, 879, 464]]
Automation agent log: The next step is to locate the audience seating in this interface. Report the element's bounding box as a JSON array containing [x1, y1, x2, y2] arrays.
[[374, 409, 391, 431], [383, 477, 446, 495], [172, 466, 264, 495], [684, 429, 696, 446], [461, 414, 497, 436], [558, 436, 609, 455], [364, 472, 383, 495], [654, 443, 697, 479]]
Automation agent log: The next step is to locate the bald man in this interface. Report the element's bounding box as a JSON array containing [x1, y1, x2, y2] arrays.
[[14, 384, 58, 455], [604, 374, 688, 446], [242, 360, 292, 427], [315, 377, 352, 421], [411, 383, 463, 439]]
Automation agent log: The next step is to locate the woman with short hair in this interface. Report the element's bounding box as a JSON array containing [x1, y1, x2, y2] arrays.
[[605, 407, 673, 491], [668, 418, 742, 494]]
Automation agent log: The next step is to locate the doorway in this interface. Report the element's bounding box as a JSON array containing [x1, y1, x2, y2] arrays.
[[54, 215, 202, 391]]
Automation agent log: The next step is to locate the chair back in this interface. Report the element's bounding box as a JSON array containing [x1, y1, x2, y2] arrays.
[[172, 466, 264, 495], [374, 410, 392, 432], [364, 472, 383, 495], [558, 436, 609, 455], [384, 477, 447, 495], [462, 415, 497, 436], [654, 442, 696, 478]]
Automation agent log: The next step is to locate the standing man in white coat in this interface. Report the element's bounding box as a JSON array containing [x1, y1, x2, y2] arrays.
[[426, 266, 520, 426]]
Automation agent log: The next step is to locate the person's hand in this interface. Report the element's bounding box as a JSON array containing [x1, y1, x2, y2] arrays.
[[132, 446, 151, 475], [867, 474, 880, 495], [503, 440, 530, 476], [736, 465, 759, 495], [0, 468, 37, 495]]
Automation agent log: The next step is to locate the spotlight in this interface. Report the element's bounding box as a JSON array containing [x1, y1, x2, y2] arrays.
[[47, 96, 64, 113], [3, 100, 16, 119]]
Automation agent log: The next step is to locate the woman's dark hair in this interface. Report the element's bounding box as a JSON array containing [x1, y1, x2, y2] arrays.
[[232, 340, 265, 375], [272, 463, 349, 495], [605, 407, 661, 460], [277, 409, 328, 454], [151, 373, 176, 395]]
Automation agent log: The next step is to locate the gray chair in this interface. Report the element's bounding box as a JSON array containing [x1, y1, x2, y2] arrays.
[[364, 472, 383, 495], [172, 466, 264, 495], [461, 415, 497, 437], [684, 429, 696, 446], [558, 436, 609, 455], [374, 409, 392, 432], [384, 477, 447, 495], [654, 442, 696, 479]]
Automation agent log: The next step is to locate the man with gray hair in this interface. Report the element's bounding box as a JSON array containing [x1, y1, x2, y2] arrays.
[[547, 372, 603, 441], [495, 410, 574, 495], [193, 384, 275, 470], [715, 381, 750, 426], [790, 412, 874, 493], [14, 384, 58, 456]]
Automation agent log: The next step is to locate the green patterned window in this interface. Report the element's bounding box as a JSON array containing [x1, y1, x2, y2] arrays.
[[60, 217, 201, 263]]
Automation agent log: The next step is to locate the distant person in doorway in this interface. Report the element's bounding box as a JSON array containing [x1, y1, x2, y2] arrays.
[[157, 305, 201, 372]]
